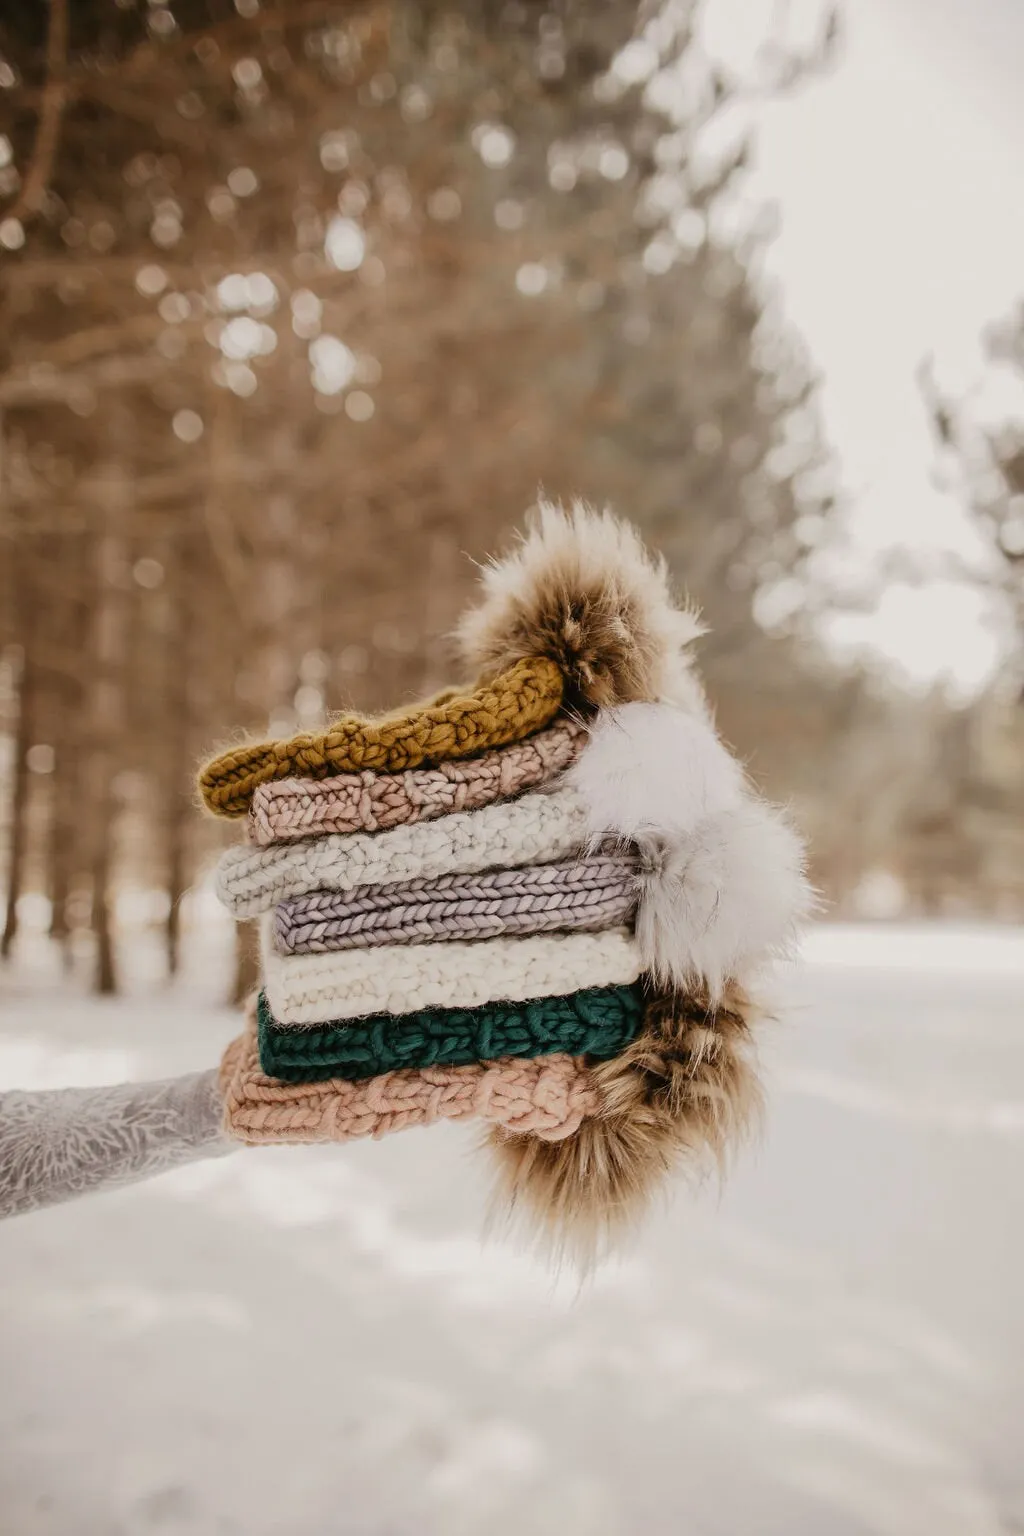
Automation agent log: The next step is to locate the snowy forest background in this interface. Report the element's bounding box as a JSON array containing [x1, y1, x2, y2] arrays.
[[1, 7, 1023, 1535], [0, 0, 1023, 1001]]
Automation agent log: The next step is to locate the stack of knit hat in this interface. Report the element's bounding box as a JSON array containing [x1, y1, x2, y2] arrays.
[[199, 504, 812, 1260]]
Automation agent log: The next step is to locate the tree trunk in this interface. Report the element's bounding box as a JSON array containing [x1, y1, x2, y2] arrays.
[[84, 450, 130, 997], [46, 745, 71, 949], [230, 920, 259, 1007], [165, 829, 186, 979], [1, 590, 37, 961], [45, 566, 86, 965], [163, 534, 192, 979], [92, 828, 117, 995]]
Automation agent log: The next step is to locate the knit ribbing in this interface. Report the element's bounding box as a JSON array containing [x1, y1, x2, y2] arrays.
[[256, 984, 643, 1082], [199, 656, 565, 819], [261, 926, 640, 1026], [249, 718, 584, 845], [217, 786, 589, 919], [220, 1026, 600, 1145], [272, 856, 638, 953]]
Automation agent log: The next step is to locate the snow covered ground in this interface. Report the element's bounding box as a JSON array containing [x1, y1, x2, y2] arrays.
[[0, 923, 1022, 1536]]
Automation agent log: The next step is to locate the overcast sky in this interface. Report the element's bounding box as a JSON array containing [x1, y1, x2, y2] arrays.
[[711, 0, 1024, 689]]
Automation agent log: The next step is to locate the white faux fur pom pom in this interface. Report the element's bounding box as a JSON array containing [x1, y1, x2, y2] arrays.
[[566, 699, 813, 996], [635, 798, 814, 998], [567, 701, 745, 841]]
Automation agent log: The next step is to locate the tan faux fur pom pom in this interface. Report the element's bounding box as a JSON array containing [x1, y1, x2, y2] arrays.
[[486, 983, 765, 1268], [457, 500, 706, 713]]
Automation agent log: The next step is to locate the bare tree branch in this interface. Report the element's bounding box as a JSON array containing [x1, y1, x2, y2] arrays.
[[4, 0, 69, 226]]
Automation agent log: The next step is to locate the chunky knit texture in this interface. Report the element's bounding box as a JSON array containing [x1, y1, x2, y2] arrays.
[[220, 1023, 600, 1145], [272, 855, 639, 954], [199, 505, 812, 1261], [261, 925, 640, 1026], [217, 786, 589, 919], [249, 718, 584, 845], [256, 984, 643, 1082], [199, 655, 565, 819]]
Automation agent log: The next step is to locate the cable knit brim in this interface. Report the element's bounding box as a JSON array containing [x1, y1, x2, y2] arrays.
[[256, 984, 644, 1082], [199, 656, 565, 818], [271, 855, 638, 953], [248, 718, 584, 845], [220, 1024, 601, 1145], [217, 787, 589, 919], [261, 925, 641, 1026]]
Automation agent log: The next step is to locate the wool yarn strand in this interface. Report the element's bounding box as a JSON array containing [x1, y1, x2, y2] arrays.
[[220, 1026, 601, 1145], [272, 855, 639, 953], [249, 718, 584, 845], [261, 926, 641, 1026], [256, 984, 643, 1082], [217, 786, 590, 919], [199, 656, 565, 818]]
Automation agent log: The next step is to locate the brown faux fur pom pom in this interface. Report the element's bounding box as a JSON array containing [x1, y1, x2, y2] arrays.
[[487, 983, 765, 1268], [457, 500, 705, 712]]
